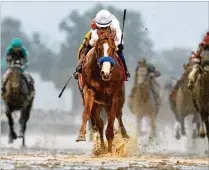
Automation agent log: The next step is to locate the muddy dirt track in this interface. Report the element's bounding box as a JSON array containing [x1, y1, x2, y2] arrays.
[[1, 98, 209, 170], [1, 149, 209, 170], [1, 132, 209, 170]]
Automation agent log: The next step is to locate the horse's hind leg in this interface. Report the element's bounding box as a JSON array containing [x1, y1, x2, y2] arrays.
[[199, 112, 206, 138], [94, 105, 105, 149], [19, 99, 33, 147], [116, 109, 129, 139], [192, 114, 200, 139], [180, 115, 186, 136], [174, 114, 183, 140], [5, 107, 17, 143], [89, 115, 97, 141], [106, 97, 118, 153], [150, 112, 157, 139]]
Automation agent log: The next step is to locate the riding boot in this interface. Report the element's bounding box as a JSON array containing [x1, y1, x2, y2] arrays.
[[117, 51, 130, 78]]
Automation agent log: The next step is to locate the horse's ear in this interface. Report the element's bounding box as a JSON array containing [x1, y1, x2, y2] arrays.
[[183, 63, 188, 70], [98, 31, 102, 38]]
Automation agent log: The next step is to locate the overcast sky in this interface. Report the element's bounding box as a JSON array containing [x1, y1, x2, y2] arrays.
[[1, 1, 208, 110]]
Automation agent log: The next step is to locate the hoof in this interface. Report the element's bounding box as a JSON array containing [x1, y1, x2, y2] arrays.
[[181, 130, 186, 136], [19, 132, 24, 138], [199, 132, 206, 138], [9, 132, 17, 143], [75, 135, 86, 142], [122, 132, 129, 139], [199, 127, 206, 138], [21, 145, 27, 149], [101, 144, 106, 150], [8, 137, 14, 144]]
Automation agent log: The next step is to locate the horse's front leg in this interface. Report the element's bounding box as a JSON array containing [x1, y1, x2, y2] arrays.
[[19, 100, 33, 147], [199, 112, 206, 138], [76, 87, 95, 142], [192, 113, 200, 139], [106, 95, 118, 153], [116, 109, 129, 139], [5, 107, 17, 143]]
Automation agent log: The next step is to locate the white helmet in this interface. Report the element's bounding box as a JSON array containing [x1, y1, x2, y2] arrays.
[[95, 10, 112, 28]]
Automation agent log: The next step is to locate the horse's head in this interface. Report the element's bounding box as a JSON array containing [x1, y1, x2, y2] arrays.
[[201, 46, 209, 72], [136, 62, 148, 84], [95, 31, 117, 81], [8, 59, 23, 89]]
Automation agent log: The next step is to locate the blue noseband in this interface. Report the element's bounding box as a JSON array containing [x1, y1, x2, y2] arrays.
[[98, 56, 115, 66]]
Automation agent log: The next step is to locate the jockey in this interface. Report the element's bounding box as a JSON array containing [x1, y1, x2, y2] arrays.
[[190, 32, 209, 64], [188, 31, 209, 88], [75, 9, 130, 78], [1, 38, 35, 96], [138, 58, 161, 77]]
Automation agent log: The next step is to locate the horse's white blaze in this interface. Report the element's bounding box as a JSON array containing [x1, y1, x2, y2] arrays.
[[103, 43, 109, 56], [101, 61, 111, 75], [188, 64, 199, 81], [101, 43, 111, 75], [137, 67, 147, 84]]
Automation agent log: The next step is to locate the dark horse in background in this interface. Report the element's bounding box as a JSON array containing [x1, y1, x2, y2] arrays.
[[190, 46, 209, 144], [76, 31, 129, 152], [2, 56, 35, 147]]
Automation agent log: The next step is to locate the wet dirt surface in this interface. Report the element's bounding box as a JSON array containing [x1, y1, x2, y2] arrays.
[[1, 136, 209, 170], [1, 104, 209, 170], [1, 150, 209, 170]]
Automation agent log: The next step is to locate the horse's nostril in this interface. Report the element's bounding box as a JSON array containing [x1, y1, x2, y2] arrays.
[[101, 71, 105, 75]]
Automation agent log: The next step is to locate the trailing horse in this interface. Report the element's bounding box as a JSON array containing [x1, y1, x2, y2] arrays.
[[128, 62, 160, 147], [168, 64, 200, 140], [191, 47, 209, 144], [76, 31, 129, 152], [2, 59, 34, 147]]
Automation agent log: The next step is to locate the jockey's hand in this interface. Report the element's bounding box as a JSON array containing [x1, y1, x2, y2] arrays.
[[76, 64, 82, 73], [117, 44, 124, 52]]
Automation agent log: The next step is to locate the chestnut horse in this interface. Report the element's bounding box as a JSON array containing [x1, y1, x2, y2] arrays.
[[76, 31, 129, 152]]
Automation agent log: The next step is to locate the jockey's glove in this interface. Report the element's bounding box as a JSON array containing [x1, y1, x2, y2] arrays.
[[76, 64, 82, 73], [117, 44, 124, 52], [87, 44, 92, 49]]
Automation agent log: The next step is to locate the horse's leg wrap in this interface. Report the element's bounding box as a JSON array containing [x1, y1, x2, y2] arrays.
[[188, 64, 199, 88]]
